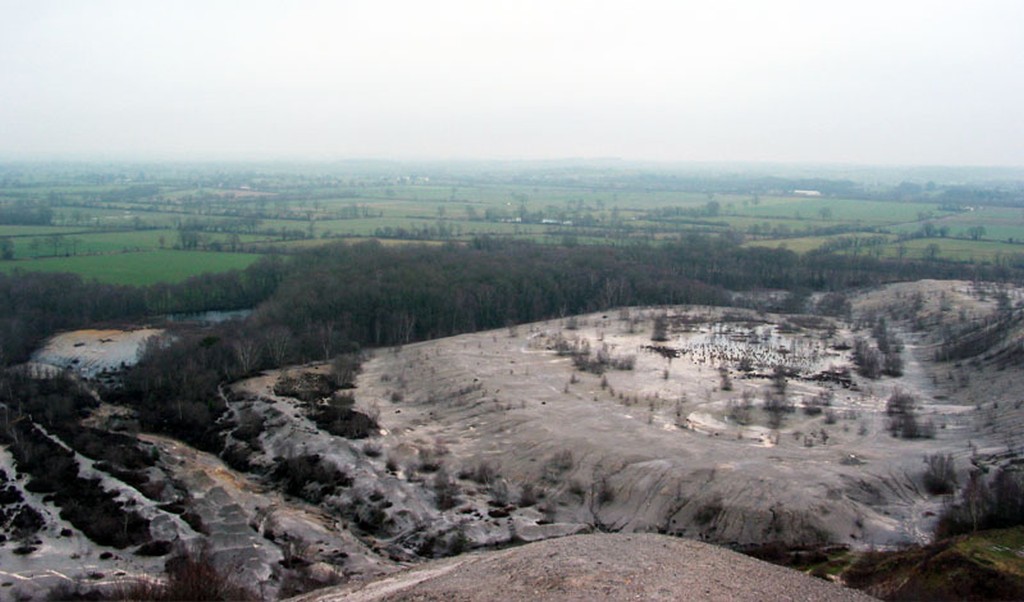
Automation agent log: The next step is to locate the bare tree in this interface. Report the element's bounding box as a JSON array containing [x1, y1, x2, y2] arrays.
[[262, 326, 292, 367], [233, 338, 261, 375]]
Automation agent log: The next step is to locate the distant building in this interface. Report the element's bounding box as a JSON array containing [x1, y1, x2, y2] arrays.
[[793, 190, 822, 197]]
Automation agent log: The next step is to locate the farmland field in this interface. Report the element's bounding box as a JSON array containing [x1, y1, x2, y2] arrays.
[[0, 250, 261, 285], [2, 162, 1024, 284]]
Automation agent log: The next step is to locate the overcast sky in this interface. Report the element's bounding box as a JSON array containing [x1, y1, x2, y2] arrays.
[[1, 1, 1022, 165]]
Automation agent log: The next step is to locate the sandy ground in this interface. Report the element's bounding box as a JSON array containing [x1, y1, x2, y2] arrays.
[[30, 328, 163, 378], [288, 533, 876, 602], [346, 292, 1009, 549]]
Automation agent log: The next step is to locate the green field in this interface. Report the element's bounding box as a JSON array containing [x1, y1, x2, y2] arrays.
[[0, 251, 261, 285], [880, 238, 1024, 262], [726, 196, 952, 224], [2, 163, 1023, 284]]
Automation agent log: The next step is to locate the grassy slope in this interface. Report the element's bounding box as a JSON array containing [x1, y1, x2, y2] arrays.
[[838, 528, 1024, 600]]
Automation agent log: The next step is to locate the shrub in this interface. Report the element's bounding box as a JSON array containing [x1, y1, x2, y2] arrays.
[[923, 453, 957, 495], [694, 499, 723, 525], [272, 454, 352, 502], [718, 366, 733, 391], [853, 339, 882, 379], [489, 479, 510, 506], [727, 396, 753, 425], [886, 390, 933, 439], [350, 494, 390, 534], [764, 393, 794, 429], [596, 477, 614, 505], [433, 468, 460, 510], [887, 389, 913, 414], [274, 371, 335, 402], [464, 461, 497, 485], [519, 483, 539, 507], [118, 543, 257, 601], [231, 414, 265, 444], [651, 314, 669, 342], [543, 450, 575, 482], [330, 352, 362, 388], [883, 351, 904, 377], [309, 403, 378, 439], [418, 449, 444, 473]]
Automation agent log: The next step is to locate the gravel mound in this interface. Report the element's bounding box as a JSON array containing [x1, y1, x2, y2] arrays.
[[289, 533, 875, 601]]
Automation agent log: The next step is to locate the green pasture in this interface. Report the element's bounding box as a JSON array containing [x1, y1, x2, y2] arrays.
[[879, 238, 1024, 263], [313, 217, 550, 238], [347, 184, 716, 212], [0, 250, 262, 285], [720, 215, 852, 234], [4, 171, 1024, 271], [744, 232, 899, 253], [745, 236, 837, 253], [8, 229, 270, 259], [260, 237, 450, 251], [0, 225, 88, 237], [49, 207, 183, 229], [744, 233, 1024, 263], [939, 209, 1024, 242], [728, 197, 951, 224]]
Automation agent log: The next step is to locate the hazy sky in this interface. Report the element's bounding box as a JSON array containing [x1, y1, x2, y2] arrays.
[[2, 1, 1022, 165]]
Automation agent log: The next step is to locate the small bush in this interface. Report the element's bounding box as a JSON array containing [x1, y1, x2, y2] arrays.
[[330, 353, 362, 388], [418, 449, 444, 473], [272, 454, 352, 502], [489, 479, 510, 506], [309, 404, 378, 439], [727, 397, 753, 426], [118, 544, 258, 601], [543, 450, 575, 482], [433, 468, 460, 510], [274, 372, 335, 402], [853, 339, 882, 379], [651, 314, 669, 342], [519, 483, 539, 507], [464, 461, 497, 485], [596, 477, 614, 505], [923, 453, 957, 495], [886, 389, 916, 416], [231, 414, 266, 444], [694, 499, 723, 525], [886, 390, 932, 439]]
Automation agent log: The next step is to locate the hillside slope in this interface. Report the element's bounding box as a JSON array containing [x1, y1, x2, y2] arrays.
[[288, 533, 875, 602]]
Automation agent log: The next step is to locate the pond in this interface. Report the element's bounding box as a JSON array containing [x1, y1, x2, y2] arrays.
[[163, 308, 253, 324]]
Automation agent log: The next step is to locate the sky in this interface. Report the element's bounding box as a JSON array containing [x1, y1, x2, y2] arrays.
[[1, 0, 1022, 165]]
